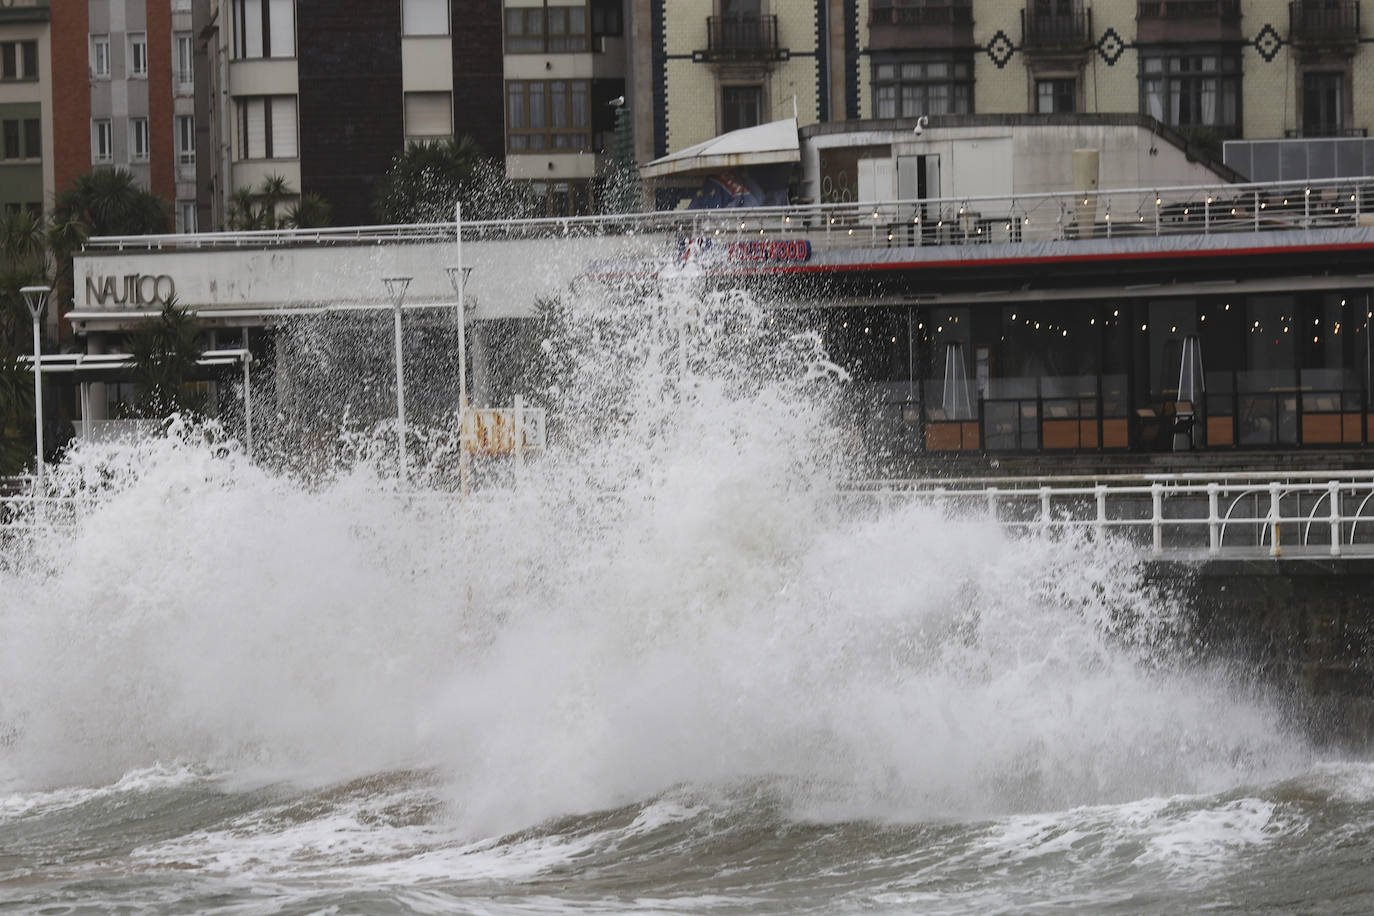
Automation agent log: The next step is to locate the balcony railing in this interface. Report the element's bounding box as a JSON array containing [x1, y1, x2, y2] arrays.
[[1289, 0, 1360, 41], [1137, 0, 1241, 18], [701, 15, 784, 61], [1021, 1, 1091, 47]]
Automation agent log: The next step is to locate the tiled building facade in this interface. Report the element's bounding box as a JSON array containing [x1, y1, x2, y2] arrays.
[[0, 1, 1372, 230]]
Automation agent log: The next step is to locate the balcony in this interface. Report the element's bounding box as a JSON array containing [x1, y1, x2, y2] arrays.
[[1137, 0, 1242, 42], [869, 0, 974, 50], [695, 15, 787, 63], [1289, 0, 1360, 44], [1021, 1, 1091, 49]]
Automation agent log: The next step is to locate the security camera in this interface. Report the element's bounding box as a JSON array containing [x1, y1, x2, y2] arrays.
[[913, 115, 928, 136], [609, 95, 626, 108]]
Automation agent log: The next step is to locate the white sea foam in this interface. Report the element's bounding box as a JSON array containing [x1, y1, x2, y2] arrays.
[[0, 272, 1317, 849]]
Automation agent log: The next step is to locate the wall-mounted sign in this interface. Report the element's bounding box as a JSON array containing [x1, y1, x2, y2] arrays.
[[85, 274, 176, 307], [677, 237, 812, 264]]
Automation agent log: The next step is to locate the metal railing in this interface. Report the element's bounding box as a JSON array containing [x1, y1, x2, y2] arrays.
[[1021, 2, 1091, 46], [846, 471, 1374, 559], [83, 174, 1374, 257], [1290, 0, 1360, 40], [704, 14, 781, 58]]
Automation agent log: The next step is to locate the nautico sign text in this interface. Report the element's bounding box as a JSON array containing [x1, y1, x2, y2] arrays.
[[85, 274, 176, 307]]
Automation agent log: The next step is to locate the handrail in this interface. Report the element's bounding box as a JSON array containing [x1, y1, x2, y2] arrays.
[[81, 173, 1374, 252], [841, 472, 1374, 559]]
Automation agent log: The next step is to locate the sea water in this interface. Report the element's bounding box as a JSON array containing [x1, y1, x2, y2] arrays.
[[0, 273, 1360, 913]]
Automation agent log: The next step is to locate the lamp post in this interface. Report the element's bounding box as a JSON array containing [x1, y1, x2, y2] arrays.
[[383, 276, 412, 482], [20, 285, 49, 493]]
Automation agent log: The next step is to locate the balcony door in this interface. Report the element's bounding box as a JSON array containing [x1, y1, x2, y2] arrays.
[[1302, 71, 1344, 137]]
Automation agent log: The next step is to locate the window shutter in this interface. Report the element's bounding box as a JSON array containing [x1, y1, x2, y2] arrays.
[[245, 99, 266, 158], [270, 96, 298, 158], [403, 0, 448, 35], [268, 0, 294, 56], [240, 0, 263, 57], [405, 92, 452, 137]]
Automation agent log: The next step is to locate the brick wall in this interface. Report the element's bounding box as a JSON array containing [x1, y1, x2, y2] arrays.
[[297, 0, 403, 226], [50, 0, 90, 198], [147, 0, 174, 205]]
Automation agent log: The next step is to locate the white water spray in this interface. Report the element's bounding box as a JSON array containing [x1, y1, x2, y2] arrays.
[[0, 273, 1311, 840]]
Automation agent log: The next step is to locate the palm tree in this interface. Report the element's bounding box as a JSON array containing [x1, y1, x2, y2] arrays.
[[127, 298, 205, 419], [285, 192, 332, 229], [372, 135, 530, 223], [53, 167, 170, 237], [0, 345, 33, 474]]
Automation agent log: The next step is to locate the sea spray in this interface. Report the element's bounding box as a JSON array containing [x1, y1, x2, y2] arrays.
[[0, 271, 1311, 841]]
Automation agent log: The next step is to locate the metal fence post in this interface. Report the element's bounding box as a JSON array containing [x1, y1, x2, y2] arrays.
[[1329, 479, 1342, 557], [1208, 482, 1220, 556], [1095, 484, 1106, 540], [1151, 482, 1163, 555], [1269, 482, 1283, 557], [1040, 486, 1051, 530]]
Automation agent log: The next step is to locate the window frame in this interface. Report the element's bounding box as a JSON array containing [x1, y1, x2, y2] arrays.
[[91, 34, 110, 79], [506, 79, 591, 152], [130, 117, 150, 162], [232, 0, 296, 60], [1035, 77, 1076, 114], [0, 40, 37, 81], [175, 31, 194, 91], [871, 51, 974, 119], [1139, 48, 1242, 138], [129, 31, 148, 78], [176, 114, 196, 166], [92, 118, 113, 164], [721, 84, 763, 132], [504, 3, 589, 53], [235, 94, 298, 160]]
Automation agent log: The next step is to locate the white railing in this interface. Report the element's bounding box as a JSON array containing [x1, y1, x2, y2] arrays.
[[10, 469, 1374, 561], [81, 174, 1374, 254], [845, 471, 1374, 560]]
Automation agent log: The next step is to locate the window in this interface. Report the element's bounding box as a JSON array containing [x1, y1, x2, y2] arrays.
[[3, 121, 19, 160], [504, 4, 588, 53], [591, 0, 623, 35], [130, 117, 149, 161], [176, 114, 196, 167], [177, 199, 197, 233], [1141, 51, 1241, 137], [1, 40, 38, 80], [92, 119, 113, 163], [722, 85, 762, 132], [91, 35, 110, 79], [1303, 71, 1344, 137], [403, 0, 448, 35], [872, 54, 973, 118], [233, 0, 295, 59], [1036, 78, 1075, 113], [507, 80, 589, 151], [236, 95, 298, 159], [404, 91, 452, 138], [129, 32, 148, 77], [175, 32, 194, 91], [22, 118, 38, 158]]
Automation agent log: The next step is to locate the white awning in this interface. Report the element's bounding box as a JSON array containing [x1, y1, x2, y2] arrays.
[[640, 118, 800, 179]]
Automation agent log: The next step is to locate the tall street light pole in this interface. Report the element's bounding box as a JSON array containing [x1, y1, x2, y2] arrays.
[[21, 285, 50, 494], [383, 276, 412, 483]]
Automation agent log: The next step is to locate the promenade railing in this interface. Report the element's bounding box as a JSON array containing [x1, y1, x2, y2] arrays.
[[844, 471, 1374, 560], [82, 175, 1374, 256]]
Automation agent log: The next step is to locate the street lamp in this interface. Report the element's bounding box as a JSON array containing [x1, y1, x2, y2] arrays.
[[382, 276, 412, 482], [20, 285, 49, 493]]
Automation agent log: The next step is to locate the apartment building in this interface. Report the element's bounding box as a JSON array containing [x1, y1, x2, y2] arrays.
[[191, 0, 504, 228], [0, 0, 52, 219]]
